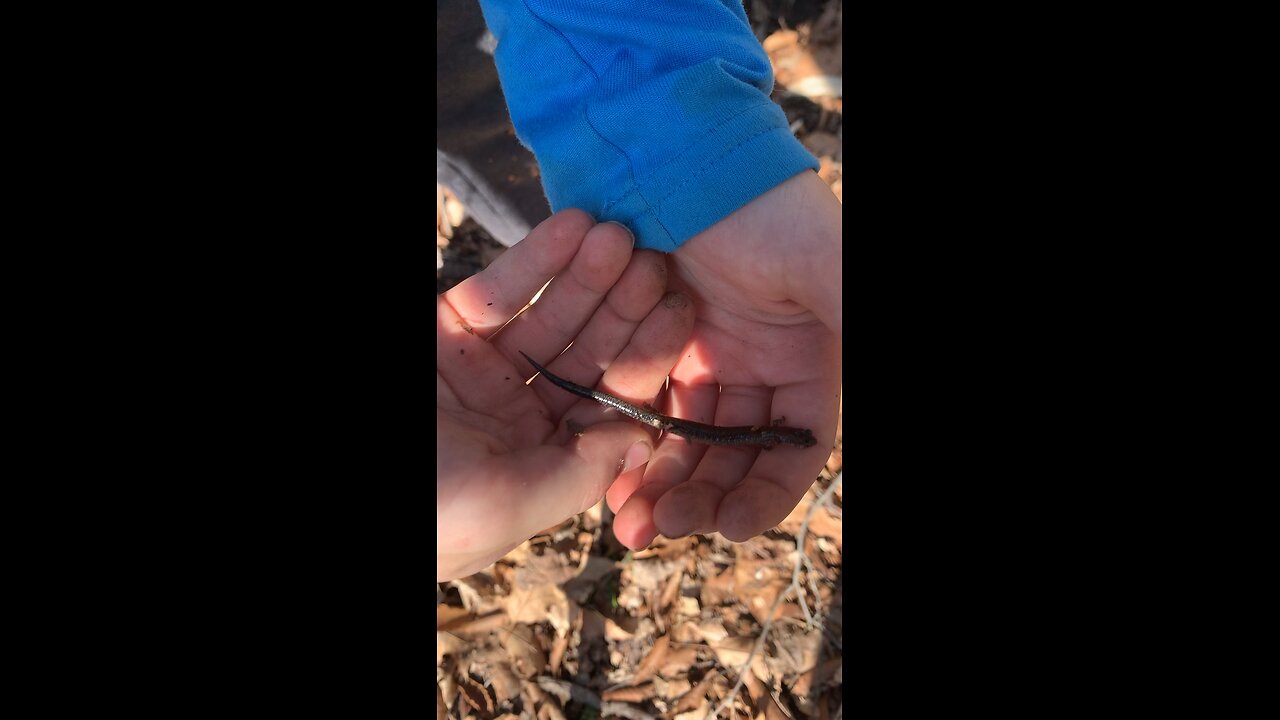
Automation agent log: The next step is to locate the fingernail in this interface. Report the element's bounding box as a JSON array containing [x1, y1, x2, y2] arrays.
[[621, 441, 652, 475], [605, 220, 636, 245]]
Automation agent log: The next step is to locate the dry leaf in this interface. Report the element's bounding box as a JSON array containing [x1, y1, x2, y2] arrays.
[[505, 582, 570, 634], [625, 558, 680, 593], [700, 567, 736, 607], [673, 700, 709, 720], [654, 676, 691, 699], [711, 635, 755, 670], [502, 624, 546, 679], [516, 553, 578, 588], [437, 631, 469, 664], [672, 672, 716, 715], [766, 627, 823, 680], [659, 646, 699, 678], [659, 568, 683, 613], [630, 634, 670, 685], [606, 618, 636, 641], [632, 536, 696, 560], [549, 632, 569, 674], [439, 611, 508, 637], [457, 674, 495, 717], [695, 620, 729, 643], [670, 621, 701, 643], [677, 597, 700, 617], [792, 657, 842, 717], [604, 685, 656, 703], [734, 554, 788, 625], [438, 604, 471, 629], [485, 662, 522, 705]]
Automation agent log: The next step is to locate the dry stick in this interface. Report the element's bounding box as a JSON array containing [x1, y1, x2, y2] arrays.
[[705, 473, 844, 720]]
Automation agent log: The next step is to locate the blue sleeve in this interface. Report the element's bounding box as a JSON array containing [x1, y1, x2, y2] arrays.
[[476, 0, 821, 252]]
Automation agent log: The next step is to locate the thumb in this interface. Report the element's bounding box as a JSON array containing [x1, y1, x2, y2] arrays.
[[505, 421, 654, 538]]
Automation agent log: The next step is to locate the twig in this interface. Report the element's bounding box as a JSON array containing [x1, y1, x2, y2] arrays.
[[792, 476, 841, 630], [705, 473, 843, 720]]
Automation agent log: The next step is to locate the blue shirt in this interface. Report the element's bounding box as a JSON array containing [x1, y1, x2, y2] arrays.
[[477, 0, 820, 252]]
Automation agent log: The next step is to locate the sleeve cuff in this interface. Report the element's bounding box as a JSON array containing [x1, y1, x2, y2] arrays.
[[596, 102, 820, 251]]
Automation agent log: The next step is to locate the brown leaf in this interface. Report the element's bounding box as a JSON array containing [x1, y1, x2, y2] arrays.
[[457, 674, 495, 717], [654, 676, 691, 700], [439, 611, 509, 637], [502, 624, 546, 679], [632, 535, 696, 560], [672, 672, 717, 715], [625, 558, 680, 594], [486, 662, 522, 705], [711, 635, 756, 671], [548, 632, 569, 674], [437, 630, 469, 663], [734, 554, 788, 625], [659, 646, 699, 679], [743, 665, 768, 709], [437, 604, 471, 629], [700, 567, 736, 607], [505, 582, 569, 632], [603, 685, 656, 703], [630, 634, 670, 685], [659, 567, 683, 613], [792, 657, 843, 718], [515, 553, 578, 588]]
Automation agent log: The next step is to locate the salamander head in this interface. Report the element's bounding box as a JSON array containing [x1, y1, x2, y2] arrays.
[[764, 427, 818, 448]]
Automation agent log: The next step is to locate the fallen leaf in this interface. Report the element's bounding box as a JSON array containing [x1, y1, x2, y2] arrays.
[[606, 618, 635, 641], [502, 624, 546, 679], [659, 568, 683, 613], [672, 672, 717, 715], [505, 583, 570, 635], [485, 662, 522, 704], [604, 685, 656, 703], [700, 567, 736, 607], [546, 631, 565, 675], [659, 646, 699, 678], [654, 676, 691, 700], [677, 596, 700, 617], [457, 673, 494, 716], [711, 635, 756, 671], [630, 634, 670, 685], [695, 620, 729, 643], [437, 631, 469, 664]]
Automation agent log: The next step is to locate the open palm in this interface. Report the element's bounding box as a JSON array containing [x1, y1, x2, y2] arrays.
[[607, 171, 842, 547], [437, 211, 694, 581]]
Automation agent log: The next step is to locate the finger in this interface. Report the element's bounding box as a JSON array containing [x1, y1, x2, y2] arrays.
[[713, 374, 841, 541], [437, 296, 542, 425], [492, 221, 636, 367], [458, 421, 655, 548], [608, 372, 716, 548], [549, 291, 695, 444], [442, 209, 595, 339], [520, 250, 667, 416], [649, 381, 777, 539]]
